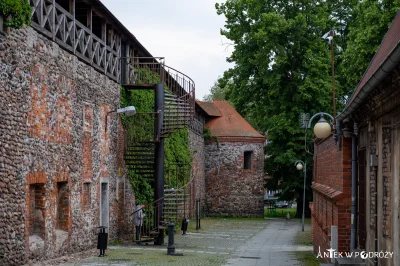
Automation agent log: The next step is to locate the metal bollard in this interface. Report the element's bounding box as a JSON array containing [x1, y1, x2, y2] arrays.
[[167, 222, 175, 255], [167, 222, 183, 256]]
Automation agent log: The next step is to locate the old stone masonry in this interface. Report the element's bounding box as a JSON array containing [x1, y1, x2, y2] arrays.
[[0, 22, 134, 265]]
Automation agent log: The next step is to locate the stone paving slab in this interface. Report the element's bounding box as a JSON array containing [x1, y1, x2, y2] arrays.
[[55, 218, 311, 266]]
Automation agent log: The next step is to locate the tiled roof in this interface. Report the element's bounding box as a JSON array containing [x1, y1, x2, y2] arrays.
[[196, 101, 222, 117], [348, 11, 400, 105], [204, 101, 264, 138]]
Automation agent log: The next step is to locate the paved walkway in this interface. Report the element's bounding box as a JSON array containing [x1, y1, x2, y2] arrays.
[[224, 218, 312, 266], [53, 218, 312, 266]]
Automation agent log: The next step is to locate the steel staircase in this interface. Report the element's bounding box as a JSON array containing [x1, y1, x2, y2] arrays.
[[163, 185, 190, 224], [122, 57, 195, 243]]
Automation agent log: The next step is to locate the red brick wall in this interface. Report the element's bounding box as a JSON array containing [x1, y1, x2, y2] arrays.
[[312, 136, 352, 262], [82, 105, 93, 182]]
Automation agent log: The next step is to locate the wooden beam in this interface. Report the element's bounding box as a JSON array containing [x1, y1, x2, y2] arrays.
[[69, 0, 75, 15], [101, 22, 106, 43], [87, 7, 92, 30]]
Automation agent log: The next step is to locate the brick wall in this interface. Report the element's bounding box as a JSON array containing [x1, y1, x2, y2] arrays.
[[312, 136, 352, 262], [0, 26, 135, 265], [205, 138, 264, 217]]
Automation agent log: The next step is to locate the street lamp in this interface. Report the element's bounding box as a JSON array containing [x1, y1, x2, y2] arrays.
[[307, 112, 334, 139], [294, 160, 306, 232], [105, 106, 136, 132]]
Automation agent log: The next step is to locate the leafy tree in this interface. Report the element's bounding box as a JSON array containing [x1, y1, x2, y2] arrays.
[[216, 0, 400, 218], [203, 78, 232, 101], [339, 0, 400, 96], [0, 0, 31, 29], [215, 0, 341, 217]]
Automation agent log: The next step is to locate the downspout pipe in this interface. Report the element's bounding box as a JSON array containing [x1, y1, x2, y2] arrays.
[[350, 134, 358, 251]]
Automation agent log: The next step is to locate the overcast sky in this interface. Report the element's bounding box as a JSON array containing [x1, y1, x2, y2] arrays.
[[101, 0, 233, 100]]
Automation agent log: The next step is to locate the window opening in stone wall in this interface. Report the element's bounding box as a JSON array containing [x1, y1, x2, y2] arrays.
[[244, 151, 252, 170], [57, 182, 70, 231], [82, 182, 91, 212], [28, 184, 46, 238]]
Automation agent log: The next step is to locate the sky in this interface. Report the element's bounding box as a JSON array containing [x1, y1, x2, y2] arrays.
[[101, 0, 233, 100]]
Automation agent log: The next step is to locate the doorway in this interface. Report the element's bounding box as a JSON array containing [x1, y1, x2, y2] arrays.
[[100, 183, 109, 227]]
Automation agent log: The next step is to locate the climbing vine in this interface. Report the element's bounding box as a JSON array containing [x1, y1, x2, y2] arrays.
[[120, 67, 192, 204], [0, 0, 31, 29], [203, 127, 219, 148]]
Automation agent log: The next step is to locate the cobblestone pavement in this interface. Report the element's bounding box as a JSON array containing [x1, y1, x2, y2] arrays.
[[51, 218, 311, 266]]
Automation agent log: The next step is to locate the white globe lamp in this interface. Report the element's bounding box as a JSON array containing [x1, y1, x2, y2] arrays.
[[313, 117, 331, 139]]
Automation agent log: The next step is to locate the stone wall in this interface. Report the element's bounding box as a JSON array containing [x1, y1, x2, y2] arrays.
[[204, 138, 264, 217], [0, 26, 134, 265], [188, 129, 205, 217]]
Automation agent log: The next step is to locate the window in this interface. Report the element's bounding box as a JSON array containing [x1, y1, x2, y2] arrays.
[[82, 183, 91, 211], [27, 184, 46, 237], [57, 182, 70, 230], [244, 151, 252, 169]]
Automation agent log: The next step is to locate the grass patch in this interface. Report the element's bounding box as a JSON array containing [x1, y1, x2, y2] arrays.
[[264, 207, 297, 218], [293, 251, 320, 266], [295, 225, 313, 246], [293, 218, 320, 266]]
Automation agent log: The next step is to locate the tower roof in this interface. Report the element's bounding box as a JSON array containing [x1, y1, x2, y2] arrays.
[[200, 100, 264, 139]]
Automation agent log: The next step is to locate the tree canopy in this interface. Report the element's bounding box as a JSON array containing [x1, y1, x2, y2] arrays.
[[215, 0, 400, 216]]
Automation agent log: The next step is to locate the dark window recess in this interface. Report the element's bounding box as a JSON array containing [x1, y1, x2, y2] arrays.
[[82, 183, 91, 211], [57, 182, 70, 230], [28, 184, 46, 238], [92, 11, 104, 39], [244, 151, 252, 169], [75, 0, 89, 27], [55, 0, 71, 12]]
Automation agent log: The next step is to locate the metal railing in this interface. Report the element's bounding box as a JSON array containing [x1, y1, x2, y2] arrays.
[[30, 0, 121, 81], [189, 119, 204, 136]]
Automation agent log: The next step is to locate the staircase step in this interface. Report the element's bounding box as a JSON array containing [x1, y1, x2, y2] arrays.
[[124, 159, 155, 163], [164, 189, 184, 192], [164, 97, 187, 103]]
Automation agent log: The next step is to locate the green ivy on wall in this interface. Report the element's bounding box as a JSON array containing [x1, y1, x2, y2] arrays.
[[120, 67, 192, 204], [0, 0, 31, 29]]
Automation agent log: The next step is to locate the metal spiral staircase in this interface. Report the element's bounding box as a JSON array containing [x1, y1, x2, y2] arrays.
[[122, 57, 195, 244]]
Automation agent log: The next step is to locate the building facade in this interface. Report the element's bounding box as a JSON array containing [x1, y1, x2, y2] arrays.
[[198, 101, 265, 218], [311, 11, 400, 266]]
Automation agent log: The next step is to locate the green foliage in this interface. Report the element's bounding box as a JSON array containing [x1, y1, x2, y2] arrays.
[[215, 0, 336, 204], [203, 78, 232, 102], [120, 67, 192, 204], [121, 86, 155, 204], [203, 127, 219, 147], [215, 0, 400, 211], [165, 128, 192, 188], [0, 0, 31, 29], [339, 0, 400, 96]]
